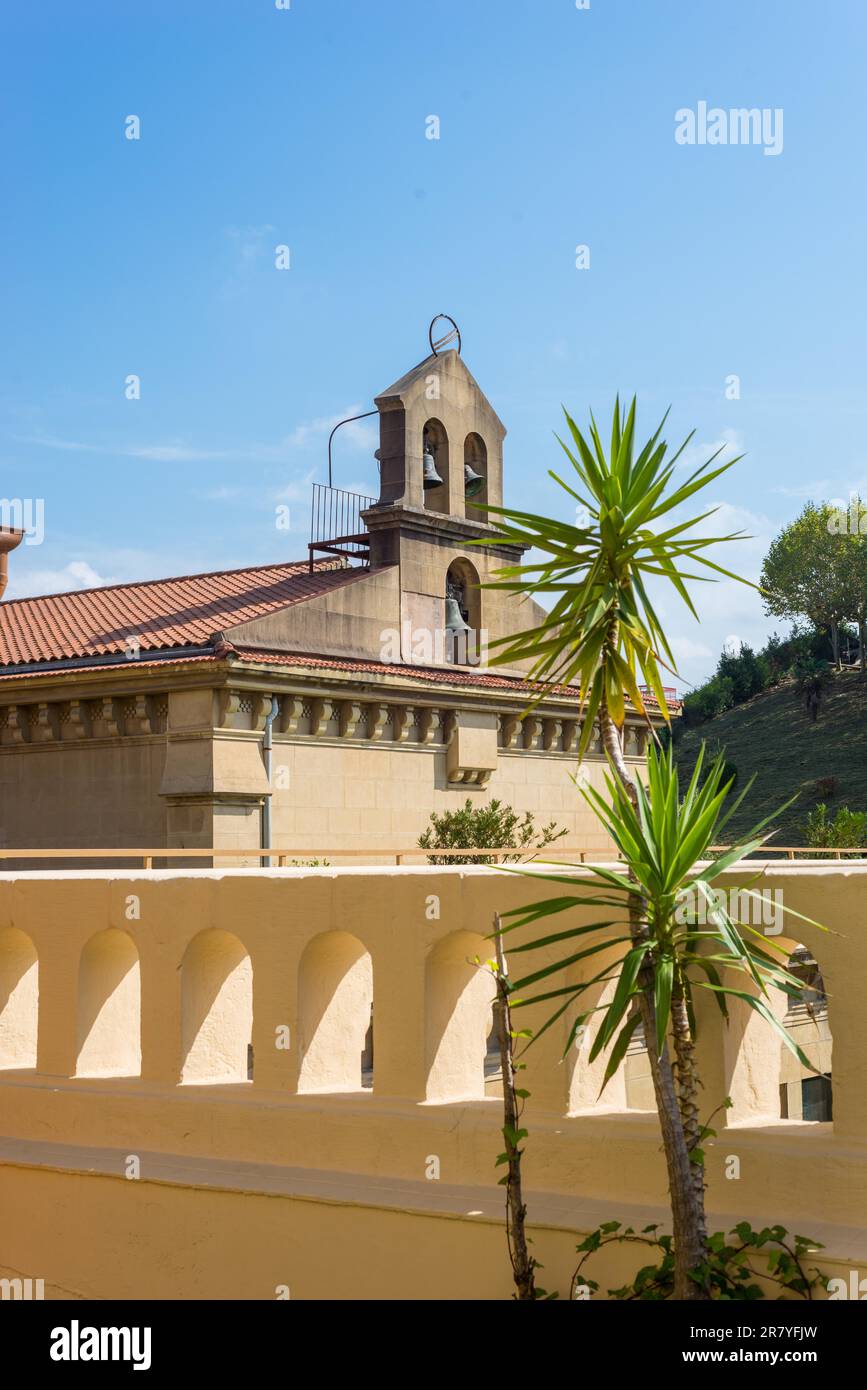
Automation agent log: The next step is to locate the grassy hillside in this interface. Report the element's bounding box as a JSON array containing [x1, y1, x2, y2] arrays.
[[673, 668, 867, 847]]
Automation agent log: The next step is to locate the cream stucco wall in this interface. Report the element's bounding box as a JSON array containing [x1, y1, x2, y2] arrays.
[[0, 863, 862, 1300]]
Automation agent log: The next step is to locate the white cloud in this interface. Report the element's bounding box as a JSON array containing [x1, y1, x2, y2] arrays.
[[283, 409, 378, 453], [225, 223, 276, 268], [674, 428, 744, 475], [18, 406, 379, 470], [21, 434, 230, 463], [6, 560, 113, 599]]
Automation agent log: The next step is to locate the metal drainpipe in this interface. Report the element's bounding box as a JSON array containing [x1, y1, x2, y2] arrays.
[[261, 695, 280, 867]]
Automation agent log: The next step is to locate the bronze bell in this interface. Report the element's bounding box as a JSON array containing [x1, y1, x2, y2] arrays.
[[444, 596, 471, 633], [464, 462, 485, 498], [423, 447, 444, 489]]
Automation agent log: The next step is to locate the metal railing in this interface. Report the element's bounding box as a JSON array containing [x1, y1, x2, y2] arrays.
[[309, 483, 376, 565], [639, 684, 679, 703]]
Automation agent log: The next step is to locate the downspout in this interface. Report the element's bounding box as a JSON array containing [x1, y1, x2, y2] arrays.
[[261, 695, 280, 867], [0, 528, 24, 599]]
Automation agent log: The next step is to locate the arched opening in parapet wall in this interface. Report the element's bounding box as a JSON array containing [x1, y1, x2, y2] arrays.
[[180, 929, 252, 1084], [297, 931, 373, 1093], [422, 419, 451, 516], [568, 971, 636, 1113], [0, 927, 38, 1069], [779, 945, 833, 1122], [425, 930, 494, 1102], [76, 929, 141, 1077]]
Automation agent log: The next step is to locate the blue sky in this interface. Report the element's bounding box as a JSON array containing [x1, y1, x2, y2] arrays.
[[1, 0, 865, 689]]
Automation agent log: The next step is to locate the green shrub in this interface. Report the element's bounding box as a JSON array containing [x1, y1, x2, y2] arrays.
[[802, 803, 867, 853], [418, 799, 567, 865]]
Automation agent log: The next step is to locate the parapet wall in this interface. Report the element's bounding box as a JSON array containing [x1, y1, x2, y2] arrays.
[[0, 864, 864, 1299]]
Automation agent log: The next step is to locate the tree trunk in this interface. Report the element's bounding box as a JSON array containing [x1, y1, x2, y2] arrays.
[[599, 700, 709, 1298], [830, 620, 841, 671], [859, 604, 866, 676], [493, 916, 536, 1300]]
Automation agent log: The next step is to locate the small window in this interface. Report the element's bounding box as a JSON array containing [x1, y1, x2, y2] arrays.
[[801, 1074, 833, 1122]]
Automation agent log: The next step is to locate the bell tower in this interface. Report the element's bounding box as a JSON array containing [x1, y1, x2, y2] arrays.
[[363, 319, 530, 667]]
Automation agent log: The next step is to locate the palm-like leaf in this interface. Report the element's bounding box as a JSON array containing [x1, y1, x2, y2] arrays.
[[497, 742, 827, 1093], [475, 397, 751, 736]]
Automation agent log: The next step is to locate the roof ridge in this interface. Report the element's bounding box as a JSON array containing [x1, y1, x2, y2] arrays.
[[0, 557, 344, 608]]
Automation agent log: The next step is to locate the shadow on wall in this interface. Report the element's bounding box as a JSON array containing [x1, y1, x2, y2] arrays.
[[298, 931, 373, 1094], [181, 929, 252, 1084], [425, 930, 494, 1103], [0, 926, 38, 1069], [77, 929, 141, 1078]]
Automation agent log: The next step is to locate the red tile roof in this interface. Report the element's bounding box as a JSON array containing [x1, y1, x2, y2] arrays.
[[0, 559, 680, 710], [231, 647, 580, 695], [0, 560, 358, 666]]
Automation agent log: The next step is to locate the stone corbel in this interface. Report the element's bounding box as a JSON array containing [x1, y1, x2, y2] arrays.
[[522, 716, 542, 750], [442, 711, 458, 745], [219, 690, 242, 728], [562, 720, 580, 755], [500, 713, 522, 749], [63, 700, 90, 741], [278, 697, 303, 736], [418, 707, 440, 745], [309, 698, 333, 737], [4, 705, 27, 745], [92, 697, 120, 739], [368, 703, 389, 742], [250, 694, 269, 733], [339, 700, 363, 738], [392, 705, 411, 743], [32, 703, 57, 743], [126, 695, 153, 737], [542, 718, 562, 751]]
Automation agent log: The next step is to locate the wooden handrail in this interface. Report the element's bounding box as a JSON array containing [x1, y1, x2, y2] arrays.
[[0, 844, 864, 870]]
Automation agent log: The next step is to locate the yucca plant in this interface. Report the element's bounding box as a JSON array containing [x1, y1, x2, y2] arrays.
[[473, 398, 776, 1298], [499, 743, 823, 1299], [479, 396, 745, 755]]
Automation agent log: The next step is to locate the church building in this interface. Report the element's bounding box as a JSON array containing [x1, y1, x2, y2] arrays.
[[0, 335, 662, 864]]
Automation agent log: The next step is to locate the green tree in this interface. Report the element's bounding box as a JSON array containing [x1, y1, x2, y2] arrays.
[[476, 397, 766, 1298], [834, 495, 867, 674], [761, 503, 850, 670]]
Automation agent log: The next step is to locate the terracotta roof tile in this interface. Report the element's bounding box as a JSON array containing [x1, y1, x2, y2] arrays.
[[231, 647, 580, 694], [0, 560, 357, 667]]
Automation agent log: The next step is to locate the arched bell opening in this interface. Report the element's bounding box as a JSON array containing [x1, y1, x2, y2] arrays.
[[422, 419, 450, 515], [463, 432, 488, 514], [445, 559, 482, 667]]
